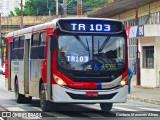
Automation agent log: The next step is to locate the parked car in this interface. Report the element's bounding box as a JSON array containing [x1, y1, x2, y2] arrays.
[[0, 64, 5, 75]]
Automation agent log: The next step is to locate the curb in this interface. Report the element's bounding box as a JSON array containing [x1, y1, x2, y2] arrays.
[[0, 105, 8, 111], [127, 95, 160, 105]]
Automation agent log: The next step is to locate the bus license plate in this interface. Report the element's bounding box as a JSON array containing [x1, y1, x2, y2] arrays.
[[86, 92, 98, 97]]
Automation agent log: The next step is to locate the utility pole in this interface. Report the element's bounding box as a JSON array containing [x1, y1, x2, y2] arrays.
[[63, 0, 67, 18], [56, 0, 59, 17], [20, 0, 23, 29], [135, 0, 140, 86], [0, 13, 2, 66], [77, 0, 82, 15], [0, 13, 1, 39], [47, 0, 51, 16]]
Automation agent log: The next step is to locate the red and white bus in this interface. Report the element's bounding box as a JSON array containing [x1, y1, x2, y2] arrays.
[[5, 18, 128, 111]]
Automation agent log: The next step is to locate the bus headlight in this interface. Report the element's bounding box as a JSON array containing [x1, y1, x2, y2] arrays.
[[120, 80, 126, 86], [120, 77, 128, 86], [53, 74, 66, 86]]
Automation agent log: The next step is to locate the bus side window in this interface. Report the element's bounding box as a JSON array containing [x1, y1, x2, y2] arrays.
[[31, 33, 39, 59], [32, 33, 40, 46], [31, 32, 46, 59], [40, 32, 46, 46], [12, 37, 19, 59], [13, 37, 19, 49], [39, 32, 47, 59], [19, 36, 25, 48]]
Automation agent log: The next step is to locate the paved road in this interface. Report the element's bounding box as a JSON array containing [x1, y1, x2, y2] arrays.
[[0, 75, 160, 120]]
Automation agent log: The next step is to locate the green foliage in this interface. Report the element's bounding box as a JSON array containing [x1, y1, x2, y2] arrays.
[[11, 0, 109, 16], [83, 0, 109, 15], [15, 8, 21, 16], [24, 0, 55, 16], [8, 11, 15, 16]]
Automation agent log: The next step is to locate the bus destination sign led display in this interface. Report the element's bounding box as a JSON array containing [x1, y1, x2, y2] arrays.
[[58, 19, 123, 33], [71, 23, 111, 32]]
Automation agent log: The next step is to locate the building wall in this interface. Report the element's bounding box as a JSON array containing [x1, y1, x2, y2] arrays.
[[0, 0, 2, 13], [140, 37, 156, 87], [110, 1, 160, 22], [109, 0, 160, 88], [155, 37, 160, 87], [9, 0, 20, 14], [1, 0, 28, 16], [2, 0, 9, 16]]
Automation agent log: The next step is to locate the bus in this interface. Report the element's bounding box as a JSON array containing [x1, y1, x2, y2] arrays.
[[5, 18, 128, 111]]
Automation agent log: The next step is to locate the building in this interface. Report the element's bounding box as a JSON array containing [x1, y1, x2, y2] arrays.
[[0, 0, 2, 13], [9, 0, 21, 14], [88, 0, 160, 88], [1, 0, 28, 16], [9, 0, 28, 15], [1, 0, 9, 16]]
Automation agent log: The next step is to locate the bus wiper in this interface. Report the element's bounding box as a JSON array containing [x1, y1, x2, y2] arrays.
[[98, 40, 100, 54], [86, 38, 91, 60], [98, 35, 111, 52], [75, 34, 88, 51]]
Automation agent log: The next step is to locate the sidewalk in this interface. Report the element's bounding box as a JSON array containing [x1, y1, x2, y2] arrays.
[[0, 105, 7, 111], [127, 75, 160, 105]]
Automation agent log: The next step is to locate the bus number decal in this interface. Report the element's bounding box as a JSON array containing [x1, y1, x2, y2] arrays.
[[67, 56, 89, 62]]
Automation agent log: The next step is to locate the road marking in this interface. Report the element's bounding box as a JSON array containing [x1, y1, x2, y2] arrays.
[[32, 107, 42, 111], [46, 112, 72, 118], [113, 106, 137, 111], [137, 107, 160, 111], [6, 107, 25, 111]]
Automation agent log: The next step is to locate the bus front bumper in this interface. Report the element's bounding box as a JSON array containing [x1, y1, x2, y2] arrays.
[[52, 84, 127, 103]]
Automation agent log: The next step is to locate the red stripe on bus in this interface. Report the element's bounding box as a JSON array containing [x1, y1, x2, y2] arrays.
[[61, 74, 97, 89]]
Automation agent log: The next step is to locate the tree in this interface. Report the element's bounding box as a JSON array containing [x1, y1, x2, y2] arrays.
[[15, 8, 21, 16], [10, 0, 110, 16], [8, 11, 15, 17], [24, 0, 55, 16]]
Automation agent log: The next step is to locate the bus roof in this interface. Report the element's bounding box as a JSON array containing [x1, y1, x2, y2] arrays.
[[6, 18, 123, 38]]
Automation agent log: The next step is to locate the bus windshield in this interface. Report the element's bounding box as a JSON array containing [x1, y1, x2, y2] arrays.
[[57, 34, 126, 72]]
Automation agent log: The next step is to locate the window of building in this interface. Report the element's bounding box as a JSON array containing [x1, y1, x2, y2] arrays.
[[150, 12, 159, 24], [143, 46, 154, 68], [145, 15, 150, 24], [157, 12, 160, 24]]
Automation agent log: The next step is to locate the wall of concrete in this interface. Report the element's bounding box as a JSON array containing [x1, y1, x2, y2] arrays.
[[110, 0, 160, 21], [155, 36, 160, 87], [140, 37, 157, 87]]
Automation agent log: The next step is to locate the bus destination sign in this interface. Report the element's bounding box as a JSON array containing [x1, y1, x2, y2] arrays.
[[58, 19, 123, 33]]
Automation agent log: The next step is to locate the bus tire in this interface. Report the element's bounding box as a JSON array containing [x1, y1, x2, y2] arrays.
[[100, 103, 113, 111], [15, 80, 25, 103], [24, 96, 32, 103], [39, 83, 50, 112]]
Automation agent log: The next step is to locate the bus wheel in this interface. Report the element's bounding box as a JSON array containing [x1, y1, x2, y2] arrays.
[[15, 80, 24, 103], [39, 83, 50, 112], [100, 103, 113, 111], [24, 96, 32, 103]]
